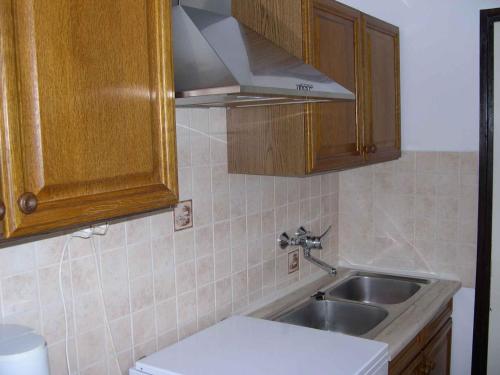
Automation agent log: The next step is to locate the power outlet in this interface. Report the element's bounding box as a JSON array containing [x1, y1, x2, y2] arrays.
[[288, 249, 299, 274], [71, 223, 109, 238]]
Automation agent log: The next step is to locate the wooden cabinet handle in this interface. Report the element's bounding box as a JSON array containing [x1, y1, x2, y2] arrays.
[[428, 359, 436, 371], [0, 201, 5, 220], [420, 359, 436, 374], [363, 144, 378, 154], [18, 192, 38, 214]]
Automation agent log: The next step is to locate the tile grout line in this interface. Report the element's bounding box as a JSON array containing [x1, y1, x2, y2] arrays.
[[148, 216, 160, 355], [191, 109, 201, 332], [123, 221, 137, 366], [259, 176, 264, 300], [67, 237, 80, 374], [209, 109, 219, 321], [0, 270, 4, 323], [33, 244, 44, 338]]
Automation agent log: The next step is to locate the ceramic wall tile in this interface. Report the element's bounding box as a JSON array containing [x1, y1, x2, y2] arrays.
[[0, 108, 339, 374], [339, 151, 478, 288]]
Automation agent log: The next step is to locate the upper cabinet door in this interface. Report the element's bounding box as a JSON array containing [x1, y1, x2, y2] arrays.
[[0, 0, 178, 238], [306, 0, 365, 173], [362, 14, 401, 162]]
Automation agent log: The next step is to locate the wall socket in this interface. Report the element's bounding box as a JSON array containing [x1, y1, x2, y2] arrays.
[[288, 249, 299, 274]]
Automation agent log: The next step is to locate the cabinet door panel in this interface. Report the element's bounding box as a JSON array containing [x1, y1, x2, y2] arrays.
[[306, 0, 365, 173], [363, 15, 401, 162], [424, 319, 452, 375], [230, 0, 307, 177], [401, 353, 425, 375], [0, 0, 177, 238]]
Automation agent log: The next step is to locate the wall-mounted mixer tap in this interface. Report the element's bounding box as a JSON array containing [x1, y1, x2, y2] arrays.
[[278, 226, 336, 275]]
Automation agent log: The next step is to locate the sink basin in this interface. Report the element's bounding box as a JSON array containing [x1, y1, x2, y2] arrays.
[[274, 299, 388, 336], [327, 273, 427, 305]]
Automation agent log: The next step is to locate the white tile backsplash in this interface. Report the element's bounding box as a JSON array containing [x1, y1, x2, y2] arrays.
[[338, 151, 478, 288], [0, 107, 478, 375], [0, 107, 338, 375]]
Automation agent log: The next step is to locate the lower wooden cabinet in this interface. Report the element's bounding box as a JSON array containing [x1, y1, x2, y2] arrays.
[[421, 320, 452, 375], [389, 301, 452, 375], [402, 353, 426, 375]]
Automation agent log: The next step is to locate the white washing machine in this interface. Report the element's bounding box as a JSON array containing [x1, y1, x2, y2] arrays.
[[129, 316, 388, 375]]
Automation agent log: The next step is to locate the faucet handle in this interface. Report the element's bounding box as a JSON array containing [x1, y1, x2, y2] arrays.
[[278, 232, 291, 249], [306, 225, 332, 250], [319, 225, 332, 239], [295, 226, 309, 237]]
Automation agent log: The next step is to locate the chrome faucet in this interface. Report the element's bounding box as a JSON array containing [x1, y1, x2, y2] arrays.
[[278, 226, 337, 275]]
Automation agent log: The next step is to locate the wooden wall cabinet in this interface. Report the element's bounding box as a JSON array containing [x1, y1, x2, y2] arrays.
[[228, 0, 401, 176], [362, 14, 401, 164], [389, 301, 452, 375], [0, 0, 178, 239]]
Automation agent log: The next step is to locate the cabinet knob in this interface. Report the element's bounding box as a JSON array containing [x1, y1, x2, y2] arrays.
[[428, 359, 436, 371], [18, 192, 38, 214], [419, 363, 429, 375], [363, 144, 378, 154], [0, 201, 5, 220], [420, 358, 435, 375]]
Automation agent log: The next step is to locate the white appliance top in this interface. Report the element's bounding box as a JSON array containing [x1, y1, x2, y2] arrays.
[[0, 324, 45, 358], [133, 316, 388, 375]]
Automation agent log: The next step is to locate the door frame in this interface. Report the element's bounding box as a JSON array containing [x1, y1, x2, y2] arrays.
[[472, 8, 500, 374]]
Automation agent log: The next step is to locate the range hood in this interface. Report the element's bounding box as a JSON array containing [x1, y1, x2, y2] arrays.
[[172, 3, 355, 108]]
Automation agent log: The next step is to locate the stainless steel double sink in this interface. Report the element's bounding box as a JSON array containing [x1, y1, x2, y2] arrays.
[[266, 271, 432, 339]]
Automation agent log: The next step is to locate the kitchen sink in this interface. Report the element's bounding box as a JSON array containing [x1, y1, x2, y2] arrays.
[[274, 299, 388, 336], [263, 270, 433, 339], [326, 272, 429, 305]]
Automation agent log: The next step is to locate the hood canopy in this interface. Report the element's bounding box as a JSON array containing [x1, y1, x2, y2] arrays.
[[173, 5, 355, 108]]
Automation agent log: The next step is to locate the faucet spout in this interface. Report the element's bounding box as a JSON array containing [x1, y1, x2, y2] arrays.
[[303, 249, 337, 275]]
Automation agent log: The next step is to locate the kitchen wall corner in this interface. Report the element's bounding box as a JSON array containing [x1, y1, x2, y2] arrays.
[[338, 151, 478, 288]]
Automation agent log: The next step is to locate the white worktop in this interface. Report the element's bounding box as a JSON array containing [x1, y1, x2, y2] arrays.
[[132, 316, 388, 375]]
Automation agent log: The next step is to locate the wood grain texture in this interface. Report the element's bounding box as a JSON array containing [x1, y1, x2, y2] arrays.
[[401, 353, 425, 375], [305, 0, 365, 173], [362, 14, 401, 163], [389, 301, 452, 374], [232, 0, 304, 59], [422, 319, 452, 375], [227, 106, 306, 176], [0, 0, 178, 238], [228, 0, 401, 176], [230, 0, 308, 176]]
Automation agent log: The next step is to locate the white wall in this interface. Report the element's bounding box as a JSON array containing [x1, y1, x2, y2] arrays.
[[339, 0, 499, 151], [335, 1, 500, 372], [451, 288, 475, 375]]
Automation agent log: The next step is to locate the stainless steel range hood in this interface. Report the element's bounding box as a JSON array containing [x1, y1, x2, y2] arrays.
[[172, 3, 355, 108]]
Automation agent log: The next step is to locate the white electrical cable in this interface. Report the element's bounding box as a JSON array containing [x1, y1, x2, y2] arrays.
[[89, 235, 121, 374], [58, 224, 117, 375], [58, 236, 72, 375]]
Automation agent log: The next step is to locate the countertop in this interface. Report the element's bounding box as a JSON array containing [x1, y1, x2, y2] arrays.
[[132, 267, 460, 375], [245, 267, 461, 360]]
